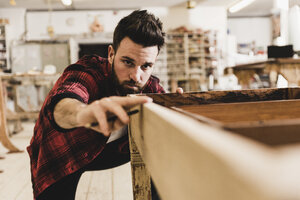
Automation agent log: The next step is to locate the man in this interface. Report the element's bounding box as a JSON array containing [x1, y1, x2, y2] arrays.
[[28, 10, 181, 200]]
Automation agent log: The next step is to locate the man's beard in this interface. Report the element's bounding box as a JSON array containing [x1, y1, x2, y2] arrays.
[[111, 61, 142, 96]]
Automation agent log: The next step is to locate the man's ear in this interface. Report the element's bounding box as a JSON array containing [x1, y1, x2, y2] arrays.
[[108, 45, 115, 64]]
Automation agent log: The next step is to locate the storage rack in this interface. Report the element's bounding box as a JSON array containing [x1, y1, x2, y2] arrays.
[[0, 23, 9, 72], [166, 32, 189, 92], [152, 45, 169, 91], [166, 31, 219, 92]]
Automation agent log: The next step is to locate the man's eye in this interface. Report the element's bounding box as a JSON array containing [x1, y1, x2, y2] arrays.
[[123, 60, 133, 66], [141, 65, 151, 70]]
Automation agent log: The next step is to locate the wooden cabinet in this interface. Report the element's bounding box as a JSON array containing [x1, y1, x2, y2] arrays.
[[129, 88, 300, 200]]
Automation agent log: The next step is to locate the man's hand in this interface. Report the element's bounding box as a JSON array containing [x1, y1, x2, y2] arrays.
[[54, 96, 152, 136]]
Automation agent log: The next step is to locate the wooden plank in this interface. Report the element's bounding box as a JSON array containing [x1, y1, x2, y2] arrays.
[[112, 163, 134, 200], [129, 103, 300, 200], [174, 99, 300, 146], [15, 180, 34, 200], [86, 170, 113, 200], [76, 171, 92, 200], [0, 166, 32, 200], [227, 122, 300, 146], [276, 58, 300, 64], [0, 77, 21, 152], [175, 99, 300, 123], [0, 145, 30, 199], [76, 164, 133, 200], [173, 106, 300, 146], [288, 87, 300, 99], [6, 111, 39, 121], [145, 88, 292, 107]]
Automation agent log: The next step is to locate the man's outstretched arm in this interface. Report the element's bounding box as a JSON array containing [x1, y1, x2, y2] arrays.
[[53, 96, 152, 136]]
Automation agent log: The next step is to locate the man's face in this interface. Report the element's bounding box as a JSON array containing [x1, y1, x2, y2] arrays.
[[108, 37, 158, 95]]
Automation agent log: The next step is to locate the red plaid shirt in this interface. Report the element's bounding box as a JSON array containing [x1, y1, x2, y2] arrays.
[[27, 55, 165, 198]]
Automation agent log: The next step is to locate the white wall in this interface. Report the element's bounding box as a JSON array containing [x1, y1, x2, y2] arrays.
[[188, 6, 227, 38], [159, 5, 227, 36], [1, 6, 230, 70], [0, 8, 26, 42], [289, 5, 300, 51], [228, 17, 272, 49], [26, 10, 133, 40], [1, 7, 228, 43], [0, 8, 26, 69]]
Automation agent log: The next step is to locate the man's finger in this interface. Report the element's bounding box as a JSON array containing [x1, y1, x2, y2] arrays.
[[109, 118, 125, 131], [101, 99, 129, 124], [92, 104, 110, 136], [111, 96, 152, 107]]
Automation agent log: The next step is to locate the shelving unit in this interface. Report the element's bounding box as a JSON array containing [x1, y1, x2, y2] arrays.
[[166, 33, 189, 92], [152, 45, 169, 91], [166, 31, 220, 92], [0, 24, 8, 72]]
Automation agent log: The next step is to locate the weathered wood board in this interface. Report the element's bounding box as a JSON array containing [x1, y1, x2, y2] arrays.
[[129, 87, 300, 200]]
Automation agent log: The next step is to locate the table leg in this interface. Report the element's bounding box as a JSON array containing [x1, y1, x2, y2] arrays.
[[0, 77, 22, 153], [279, 64, 300, 87], [128, 126, 152, 200]]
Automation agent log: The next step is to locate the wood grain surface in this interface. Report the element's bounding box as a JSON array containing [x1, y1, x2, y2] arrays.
[[175, 99, 300, 123], [145, 88, 300, 107]]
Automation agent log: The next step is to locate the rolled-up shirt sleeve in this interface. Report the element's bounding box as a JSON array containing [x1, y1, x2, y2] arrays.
[[44, 64, 101, 132]]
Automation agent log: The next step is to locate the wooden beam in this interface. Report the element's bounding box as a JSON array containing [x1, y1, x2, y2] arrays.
[[129, 103, 300, 200]]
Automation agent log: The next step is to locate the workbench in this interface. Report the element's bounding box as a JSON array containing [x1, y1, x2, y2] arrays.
[[0, 73, 59, 152], [129, 88, 300, 200], [226, 58, 300, 88]]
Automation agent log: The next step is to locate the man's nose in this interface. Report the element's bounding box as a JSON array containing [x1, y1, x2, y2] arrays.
[[130, 67, 142, 83]]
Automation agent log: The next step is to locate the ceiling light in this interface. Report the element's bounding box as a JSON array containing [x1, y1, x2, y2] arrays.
[[187, 0, 196, 9], [61, 0, 72, 6], [228, 0, 256, 13], [9, 0, 16, 6]]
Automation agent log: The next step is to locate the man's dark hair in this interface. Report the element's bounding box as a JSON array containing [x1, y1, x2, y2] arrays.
[[113, 10, 165, 53]]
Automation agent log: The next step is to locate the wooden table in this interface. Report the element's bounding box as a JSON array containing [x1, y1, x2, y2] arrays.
[[226, 58, 300, 88], [129, 88, 300, 200], [0, 73, 59, 152]]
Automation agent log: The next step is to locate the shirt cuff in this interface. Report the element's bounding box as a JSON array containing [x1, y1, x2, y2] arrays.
[[48, 92, 85, 133]]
